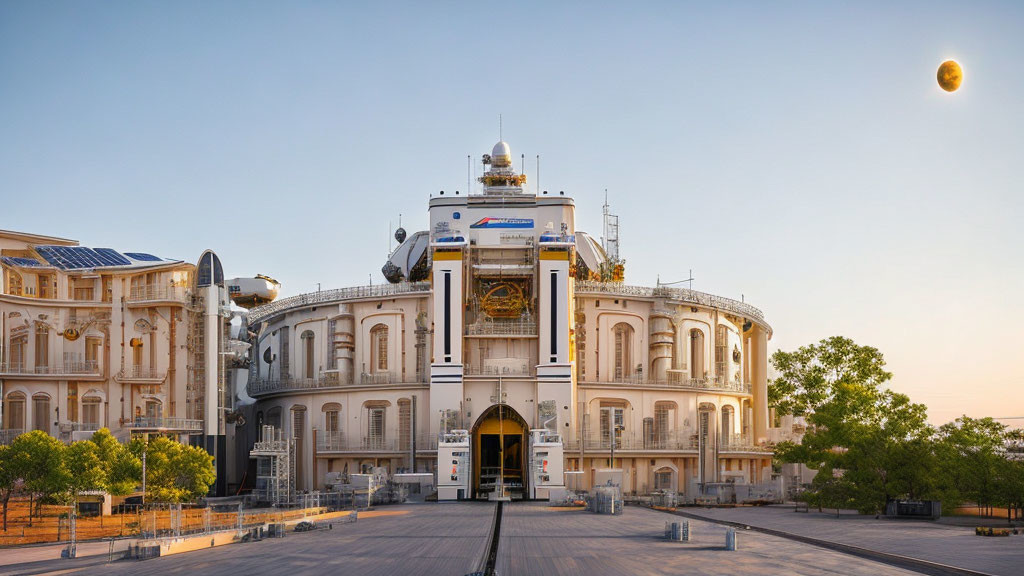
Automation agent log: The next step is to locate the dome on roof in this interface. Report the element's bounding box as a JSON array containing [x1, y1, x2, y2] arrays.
[[491, 141, 512, 167]]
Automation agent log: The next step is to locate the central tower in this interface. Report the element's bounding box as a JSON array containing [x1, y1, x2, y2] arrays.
[[432, 141, 574, 500]]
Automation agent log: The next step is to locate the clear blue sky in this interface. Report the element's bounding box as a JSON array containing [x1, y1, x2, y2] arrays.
[[2, 1, 1021, 425]]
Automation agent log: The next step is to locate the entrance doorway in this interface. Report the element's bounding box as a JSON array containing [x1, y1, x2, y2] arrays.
[[472, 404, 527, 499]]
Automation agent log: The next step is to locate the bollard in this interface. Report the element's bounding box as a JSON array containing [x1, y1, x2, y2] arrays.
[[725, 527, 737, 551], [665, 521, 689, 542]]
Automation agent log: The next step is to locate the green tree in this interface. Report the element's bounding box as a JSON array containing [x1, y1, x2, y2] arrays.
[[140, 437, 216, 503], [89, 428, 141, 496], [63, 440, 105, 505], [770, 337, 936, 514], [14, 431, 68, 519], [935, 416, 1007, 513], [0, 443, 28, 531]]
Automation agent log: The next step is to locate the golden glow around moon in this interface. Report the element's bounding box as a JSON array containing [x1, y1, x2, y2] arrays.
[[937, 60, 963, 92]]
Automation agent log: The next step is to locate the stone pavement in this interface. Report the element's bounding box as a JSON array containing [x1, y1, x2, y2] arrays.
[[496, 502, 918, 576], [677, 505, 1023, 576]]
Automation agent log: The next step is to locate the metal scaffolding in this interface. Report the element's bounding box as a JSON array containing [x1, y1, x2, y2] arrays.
[[250, 425, 294, 506]]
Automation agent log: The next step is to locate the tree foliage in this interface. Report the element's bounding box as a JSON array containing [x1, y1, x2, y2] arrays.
[[89, 428, 142, 496], [773, 337, 1024, 517], [137, 437, 216, 503]]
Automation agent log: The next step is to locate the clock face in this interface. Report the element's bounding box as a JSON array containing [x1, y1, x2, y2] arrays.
[[63, 327, 81, 341]]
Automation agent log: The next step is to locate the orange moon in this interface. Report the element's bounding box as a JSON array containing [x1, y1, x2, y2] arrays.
[[937, 60, 963, 92]]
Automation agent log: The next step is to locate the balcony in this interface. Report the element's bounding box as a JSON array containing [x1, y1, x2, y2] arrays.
[[115, 366, 166, 383], [465, 318, 537, 337], [58, 422, 100, 442], [126, 285, 189, 305], [580, 374, 752, 394], [0, 361, 102, 380], [0, 429, 24, 445], [248, 372, 348, 397], [564, 433, 699, 452], [464, 362, 535, 377], [719, 434, 773, 453], [315, 432, 439, 453], [124, 417, 203, 433]]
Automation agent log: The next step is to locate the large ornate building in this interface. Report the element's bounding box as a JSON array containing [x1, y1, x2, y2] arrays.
[[244, 140, 775, 501], [0, 230, 243, 494]]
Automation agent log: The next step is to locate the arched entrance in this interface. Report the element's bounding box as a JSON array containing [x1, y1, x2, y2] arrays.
[[472, 404, 528, 500]]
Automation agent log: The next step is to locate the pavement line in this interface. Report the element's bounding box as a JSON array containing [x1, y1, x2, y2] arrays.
[[646, 506, 997, 576]]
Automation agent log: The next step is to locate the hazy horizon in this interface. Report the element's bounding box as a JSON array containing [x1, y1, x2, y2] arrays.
[[2, 1, 1021, 427]]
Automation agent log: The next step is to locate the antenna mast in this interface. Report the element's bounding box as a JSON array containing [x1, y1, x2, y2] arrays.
[[602, 189, 620, 262]]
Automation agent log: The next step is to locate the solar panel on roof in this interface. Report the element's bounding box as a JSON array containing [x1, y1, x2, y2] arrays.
[[0, 256, 45, 268], [35, 245, 132, 269], [124, 252, 163, 262]]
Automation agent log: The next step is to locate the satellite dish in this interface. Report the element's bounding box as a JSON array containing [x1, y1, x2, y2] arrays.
[[395, 227, 407, 244]]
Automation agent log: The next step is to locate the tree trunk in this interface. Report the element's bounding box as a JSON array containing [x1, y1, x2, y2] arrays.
[[2, 495, 8, 532]]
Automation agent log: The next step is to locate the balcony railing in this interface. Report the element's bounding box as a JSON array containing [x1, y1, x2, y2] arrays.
[[248, 372, 348, 396], [125, 417, 203, 432], [563, 432, 771, 454], [247, 282, 431, 325], [0, 429, 24, 445], [465, 318, 537, 336], [360, 371, 396, 385], [116, 366, 166, 381], [464, 362, 535, 376], [580, 374, 752, 393], [575, 281, 767, 325], [0, 361, 101, 376], [126, 285, 189, 303], [564, 433, 699, 452], [316, 431, 439, 452]]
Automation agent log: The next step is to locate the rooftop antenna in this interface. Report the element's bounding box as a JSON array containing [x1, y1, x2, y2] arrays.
[[602, 189, 620, 262], [499, 113, 502, 141], [536, 155, 540, 196], [521, 153, 525, 175], [658, 269, 695, 291], [467, 155, 471, 193]]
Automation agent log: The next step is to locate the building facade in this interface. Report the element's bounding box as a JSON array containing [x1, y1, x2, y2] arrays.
[[0, 230, 236, 492], [244, 140, 775, 501]]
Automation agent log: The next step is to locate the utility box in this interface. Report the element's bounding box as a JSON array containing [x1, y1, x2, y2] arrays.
[[437, 430, 470, 500], [529, 429, 565, 500]]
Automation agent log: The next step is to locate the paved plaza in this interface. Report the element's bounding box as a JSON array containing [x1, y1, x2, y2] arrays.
[[0, 502, 1019, 575]]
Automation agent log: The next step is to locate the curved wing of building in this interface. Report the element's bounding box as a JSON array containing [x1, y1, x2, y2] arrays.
[[240, 139, 777, 504]]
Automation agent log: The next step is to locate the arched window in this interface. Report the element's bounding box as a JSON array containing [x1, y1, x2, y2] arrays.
[[721, 405, 735, 444], [3, 392, 26, 430], [612, 322, 634, 380], [398, 398, 412, 451], [322, 402, 342, 434], [32, 393, 51, 432], [267, 407, 282, 429], [300, 330, 315, 379], [689, 329, 705, 379], [370, 324, 388, 373]]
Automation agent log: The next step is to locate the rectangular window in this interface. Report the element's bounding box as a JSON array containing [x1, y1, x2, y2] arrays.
[[443, 272, 451, 359], [32, 396, 50, 431], [368, 407, 385, 448], [600, 406, 624, 448], [85, 337, 101, 369], [82, 399, 100, 429], [325, 410, 340, 433], [37, 274, 51, 299], [10, 335, 27, 369], [4, 397, 25, 430], [35, 325, 48, 370]]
